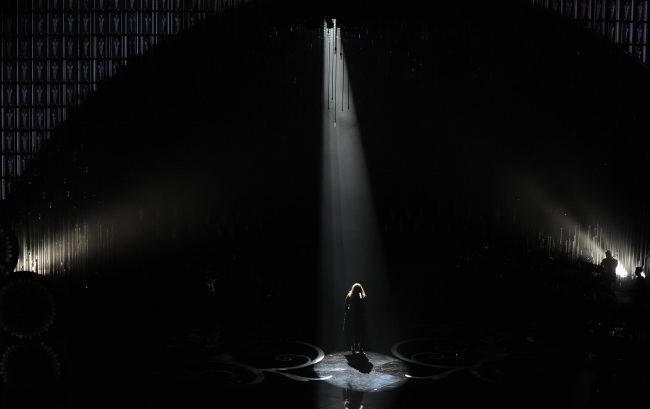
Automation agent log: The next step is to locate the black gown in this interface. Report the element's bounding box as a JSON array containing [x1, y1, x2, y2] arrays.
[[343, 292, 366, 349]]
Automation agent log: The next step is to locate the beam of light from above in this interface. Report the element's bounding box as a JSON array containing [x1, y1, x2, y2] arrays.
[[318, 20, 395, 355]]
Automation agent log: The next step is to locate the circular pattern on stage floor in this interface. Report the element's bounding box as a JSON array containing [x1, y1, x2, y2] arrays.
[[0, 273, 56, 339], [313, 351, 409, 392]]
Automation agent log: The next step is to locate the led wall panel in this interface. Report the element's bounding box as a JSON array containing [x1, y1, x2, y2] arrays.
[[0, 0, 249, 200]]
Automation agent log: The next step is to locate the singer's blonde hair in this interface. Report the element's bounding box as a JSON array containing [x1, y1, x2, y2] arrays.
[[347, 283, 366, 298]]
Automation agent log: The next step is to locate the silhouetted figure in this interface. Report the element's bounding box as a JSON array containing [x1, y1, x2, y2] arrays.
[[600, 250, 618, 293], [343, 283, 366, 355], [631, 267, 648, 338], [633, 267, 648, 306]]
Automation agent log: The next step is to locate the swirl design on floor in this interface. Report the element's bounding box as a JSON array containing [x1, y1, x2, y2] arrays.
[[153, 324, 574, 390], [232, 339, 329, 381], [390, 324, 574, 384]]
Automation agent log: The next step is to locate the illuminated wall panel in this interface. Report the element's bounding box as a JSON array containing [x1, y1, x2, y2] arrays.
[[529, 0, 648, 65], [1, 0, 249, 200]]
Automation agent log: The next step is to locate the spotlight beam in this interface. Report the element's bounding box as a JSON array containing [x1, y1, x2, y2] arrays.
[[319, 20, 395, 354]]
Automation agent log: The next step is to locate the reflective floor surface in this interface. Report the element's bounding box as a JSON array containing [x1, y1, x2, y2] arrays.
[[41, 297, 650, 409]]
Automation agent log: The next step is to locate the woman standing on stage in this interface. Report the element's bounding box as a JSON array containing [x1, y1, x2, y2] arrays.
[[343, 283, 367, 355]]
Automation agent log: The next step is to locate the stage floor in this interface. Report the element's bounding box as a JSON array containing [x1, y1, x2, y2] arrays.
[[4, 273, 649, 409], [55, 310, 650, 409]]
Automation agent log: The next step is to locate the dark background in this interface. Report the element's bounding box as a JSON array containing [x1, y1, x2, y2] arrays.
[[1, 1, 650, 407]]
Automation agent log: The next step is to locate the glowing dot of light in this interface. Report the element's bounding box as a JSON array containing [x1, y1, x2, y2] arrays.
[[616, 263, 628, 278]]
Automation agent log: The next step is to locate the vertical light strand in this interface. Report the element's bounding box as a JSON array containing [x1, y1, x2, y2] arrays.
[[334, 23, 337, 124], [341, 32, 344, 112], [327, 23, 330, 110]]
